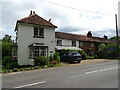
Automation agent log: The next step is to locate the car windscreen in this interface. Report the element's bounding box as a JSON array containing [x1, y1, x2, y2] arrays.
[[69, 52, 81, 56]]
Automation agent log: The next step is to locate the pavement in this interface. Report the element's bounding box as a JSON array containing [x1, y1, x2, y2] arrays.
[[2, 59, 118, 89]]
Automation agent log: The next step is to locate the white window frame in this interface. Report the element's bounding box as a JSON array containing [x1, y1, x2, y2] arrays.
[[12, 47, 17, 56], [57, 39, 62, 46], [34, 27, 44, 37], [72, 41, 76, 46], [29, 46, 48, 58]]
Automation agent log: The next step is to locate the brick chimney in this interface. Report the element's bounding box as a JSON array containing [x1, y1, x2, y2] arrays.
[[29, 10, 32, 16], [103, 35, 108, 39], [87, 31, 92, 37]]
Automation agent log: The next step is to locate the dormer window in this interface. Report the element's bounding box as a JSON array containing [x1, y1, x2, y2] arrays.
[[33, 27, 44, 38]]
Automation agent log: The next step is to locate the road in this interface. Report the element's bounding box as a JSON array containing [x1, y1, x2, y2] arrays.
[[2, 60, 118, 88]]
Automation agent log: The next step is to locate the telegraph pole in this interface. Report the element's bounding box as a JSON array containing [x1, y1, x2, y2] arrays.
[[115, 14, 119, 58]]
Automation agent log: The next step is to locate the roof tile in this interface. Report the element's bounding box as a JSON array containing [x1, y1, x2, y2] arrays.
[[55, 32, 113, 43], [17, 14, 57, 28]]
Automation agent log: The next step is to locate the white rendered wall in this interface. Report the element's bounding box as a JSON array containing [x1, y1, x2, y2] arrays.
[[17, 23, 55, 65], [56, 38, 79, 47]]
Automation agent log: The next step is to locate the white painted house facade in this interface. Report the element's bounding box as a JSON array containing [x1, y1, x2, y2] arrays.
[[14, 11, 57, 65]]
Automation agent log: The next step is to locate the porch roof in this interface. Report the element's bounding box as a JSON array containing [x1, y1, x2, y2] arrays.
[[55, 46, 82, 50], [29, 43, 47, 47]]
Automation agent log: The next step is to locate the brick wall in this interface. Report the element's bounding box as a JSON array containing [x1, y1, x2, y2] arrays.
[[79, 41, 98, 55]]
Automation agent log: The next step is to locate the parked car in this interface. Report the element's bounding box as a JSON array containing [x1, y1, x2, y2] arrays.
[[60, 51, 82, 63]]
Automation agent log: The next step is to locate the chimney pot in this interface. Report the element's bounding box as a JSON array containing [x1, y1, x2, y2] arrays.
[[33, 11, 35, 14], [103, 35, 108, 39], [49, 18, 51, 22], [29, 10, 32, 16], [87, 31, 92, 37]]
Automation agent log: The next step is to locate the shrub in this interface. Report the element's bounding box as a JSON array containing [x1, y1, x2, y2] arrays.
[[97, 43, 119, 59], [2, 56, 12, 67], [49, 54, 53, 61], [79, 50, 87, 60], [7, 62, 18, 69], [34, 56, 50, 66], [2, 56, 18, 69], [53, 52, 60, 62]]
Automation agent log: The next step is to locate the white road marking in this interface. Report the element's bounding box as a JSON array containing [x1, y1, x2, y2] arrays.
[[14, 81, 46, 88], [69, 74, 84, 78], [86, 67, 118, 74]]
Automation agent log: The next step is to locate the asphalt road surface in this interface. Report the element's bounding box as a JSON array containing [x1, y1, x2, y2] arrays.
[[2, 60, 118, 88]]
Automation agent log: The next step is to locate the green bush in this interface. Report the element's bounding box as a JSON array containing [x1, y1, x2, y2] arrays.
[[7, 62, 18, 69], [2, 56, 18, 69], [34, 56, 50, 66], [49, 54, 53, 61], [97, 43, 119, 59], [2, 56, 12, 66], [53, 52, 60, 62]]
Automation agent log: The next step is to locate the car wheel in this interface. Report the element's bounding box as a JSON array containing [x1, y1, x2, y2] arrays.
[[78, 60, 81, 63]]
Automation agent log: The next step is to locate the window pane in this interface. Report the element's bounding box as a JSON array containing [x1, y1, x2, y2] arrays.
[[34, 47, 39, 57], [34, 28, 38, 36], [39, 28, 44, 37], [72, 41, 76, 46], [57, 40, 62, 46]]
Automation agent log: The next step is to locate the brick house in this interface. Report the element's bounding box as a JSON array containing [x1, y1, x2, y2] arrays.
[[55, 31, 112, 55]]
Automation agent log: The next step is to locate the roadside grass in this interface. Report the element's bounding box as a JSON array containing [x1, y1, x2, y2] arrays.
[[2, 63, 64, 73]]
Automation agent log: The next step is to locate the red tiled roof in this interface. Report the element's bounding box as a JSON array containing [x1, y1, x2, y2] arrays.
[[17, 14, 57, 28], [55, 32, 113, 43]]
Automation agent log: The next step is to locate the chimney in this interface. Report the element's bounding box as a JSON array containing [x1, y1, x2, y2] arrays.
[[87, 31, 92, 37], [49, 18, 51, 23], [103, 35, 108, 39], [29, 10, 32, 16], [33, 11, 35, 14]]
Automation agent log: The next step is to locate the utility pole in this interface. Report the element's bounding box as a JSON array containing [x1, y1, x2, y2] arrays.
[[115, 14, 119, 58]]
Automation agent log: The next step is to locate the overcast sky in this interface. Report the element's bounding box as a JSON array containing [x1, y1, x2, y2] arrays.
[[1, 0, 119, 39]]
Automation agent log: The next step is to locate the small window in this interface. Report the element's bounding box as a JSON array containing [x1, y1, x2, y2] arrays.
[[57, 40, 62, 46], [12, 47, 17, 56], [79, 41, 83, 47], [34, 28, 39, 36], [90, 43, 94, 47], [72, 41, 76, 46], [34, 27, 44, 37], [34, 47, 39, 57]]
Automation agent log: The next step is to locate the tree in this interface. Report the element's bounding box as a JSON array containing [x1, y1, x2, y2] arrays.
[[110, 36, 120, 41], [2, 34, 12, 42], [2, 34, 13, 57], [97, 43, 119, 59]]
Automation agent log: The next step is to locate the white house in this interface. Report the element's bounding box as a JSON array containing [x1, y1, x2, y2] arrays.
[[13, 11, 113, 65], [14, 11, 57, 65]]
